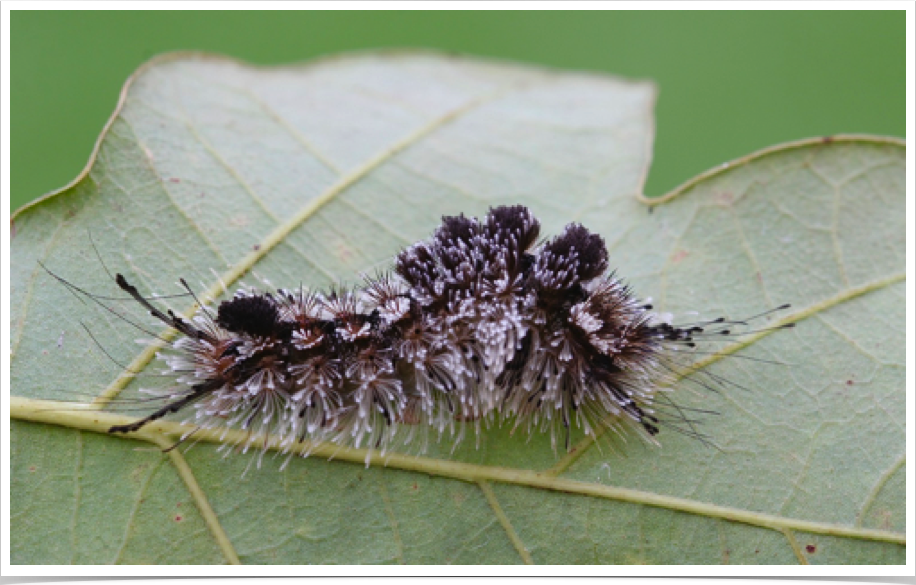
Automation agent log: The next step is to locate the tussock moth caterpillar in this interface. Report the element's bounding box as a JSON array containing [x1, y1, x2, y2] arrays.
[[44, 205, 793, 464]]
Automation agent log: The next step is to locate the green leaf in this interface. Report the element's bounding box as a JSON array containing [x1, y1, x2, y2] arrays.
[[10, 52, 904, 565]]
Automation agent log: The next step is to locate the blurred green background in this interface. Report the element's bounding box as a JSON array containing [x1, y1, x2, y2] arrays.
[[11, 10, 904, 212]]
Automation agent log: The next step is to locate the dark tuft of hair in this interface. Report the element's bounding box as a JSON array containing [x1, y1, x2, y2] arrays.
[[435, 213, 479, 248], [544, 223, 609, 282], [485, 205, 541, 251], [217, 295, 282, 337]]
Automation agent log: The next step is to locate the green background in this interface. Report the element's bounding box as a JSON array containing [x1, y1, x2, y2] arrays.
[[11, 10, 905, 212]]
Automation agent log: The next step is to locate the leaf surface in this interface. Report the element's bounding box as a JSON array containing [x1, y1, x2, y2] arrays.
[[10, 53, 905, 565]]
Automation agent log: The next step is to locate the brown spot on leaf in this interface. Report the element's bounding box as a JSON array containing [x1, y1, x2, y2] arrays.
[[169, 178, 181, 183], [805, 544, 816, 554], [715, 191, 735, 206], [174, 515, 183, 522], [337, 244, 354, 263], [821, 136, 834, 144], [230, 214, 250, 228], [846, 380, 854, 386], [670, 249, 689, 264]]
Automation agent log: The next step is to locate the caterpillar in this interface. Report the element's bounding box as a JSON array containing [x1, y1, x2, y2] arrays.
[[48, 204, 793, 463]]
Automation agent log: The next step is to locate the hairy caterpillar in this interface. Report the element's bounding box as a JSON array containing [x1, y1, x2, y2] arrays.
[[47, 205, 792, 463]]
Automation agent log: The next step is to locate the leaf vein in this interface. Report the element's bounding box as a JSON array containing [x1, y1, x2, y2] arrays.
[[781, 528, 809, 565], [478, 480, 534, 565], [377, 477, 406, 565], [856, 453, 905, 528], [147, 434, 242, 565], [111, 456, 163, 564], [240, 87, 344, 175], [10, 399, 906, 548]]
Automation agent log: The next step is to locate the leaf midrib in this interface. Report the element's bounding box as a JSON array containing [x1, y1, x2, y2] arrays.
[[10, 396, 906, 548]]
